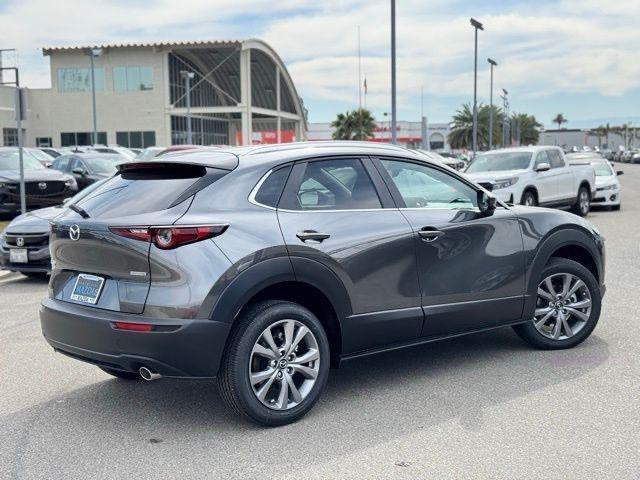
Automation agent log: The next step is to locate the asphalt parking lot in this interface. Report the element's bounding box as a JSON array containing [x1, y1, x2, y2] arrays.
[[1, 165, 639, 480]]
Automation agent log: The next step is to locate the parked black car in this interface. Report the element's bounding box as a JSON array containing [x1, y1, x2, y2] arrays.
[[51, 153, 124, 190], [0, 179, 107, 277], [0, 148, 77, 217], [40, 142, 605, 426]]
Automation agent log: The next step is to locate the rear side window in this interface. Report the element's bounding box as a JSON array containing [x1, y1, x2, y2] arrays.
[[282, 158, 381, 210], [253, 164, 292, 208], [75, 164, 226, 218]]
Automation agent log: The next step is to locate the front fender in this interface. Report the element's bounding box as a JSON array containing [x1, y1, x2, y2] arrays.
[[523, 226, 603, 316]]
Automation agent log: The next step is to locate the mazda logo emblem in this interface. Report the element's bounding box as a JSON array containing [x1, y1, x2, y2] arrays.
[[69, 225, 80, 241], [38, 182, 47, 190], [16, 237, 24, 247]]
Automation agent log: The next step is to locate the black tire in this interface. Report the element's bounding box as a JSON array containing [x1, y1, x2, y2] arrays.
[[611, 204, 621, 211], [23, 271, 48, 280], [513, 258, 601, 350], [99, 366, 141, 380], [571, 186, 591, 216], [217, 300, 330, 427], [521, 190, 537, 207]]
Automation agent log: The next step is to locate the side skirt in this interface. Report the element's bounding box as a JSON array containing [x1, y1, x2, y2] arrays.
[[339, 319, 528, 363]]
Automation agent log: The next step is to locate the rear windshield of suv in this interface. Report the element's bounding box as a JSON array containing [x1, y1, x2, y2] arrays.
[[74, 163, 227, 218]]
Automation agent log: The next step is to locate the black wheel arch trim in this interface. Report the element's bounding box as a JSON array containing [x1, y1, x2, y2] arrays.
[[523, 227, 603, 317], [204, 255, 352, 327], [521, 186, 538, 203]]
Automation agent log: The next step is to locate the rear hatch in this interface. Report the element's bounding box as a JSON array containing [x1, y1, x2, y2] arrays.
[[49, 158, 235, 313]]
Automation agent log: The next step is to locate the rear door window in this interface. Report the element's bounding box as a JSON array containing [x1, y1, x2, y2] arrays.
[[74, 164, 226, 219], [281, 158, 381, 210]]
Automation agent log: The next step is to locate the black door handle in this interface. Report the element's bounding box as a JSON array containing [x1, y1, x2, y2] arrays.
[[418, 227, 444, 242], [297, 230, 331, 242]]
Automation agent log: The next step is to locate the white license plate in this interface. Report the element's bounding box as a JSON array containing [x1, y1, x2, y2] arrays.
[[70, 274, 105, 305], [9, 248, 28, 263]]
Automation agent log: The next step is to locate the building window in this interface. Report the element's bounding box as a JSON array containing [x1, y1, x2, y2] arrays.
[[115, 131, 156, 148], [170, 115, 228, 146], [60, 132, 107, 147], [57, 68, 105, 93], [36, 137, 53, 147], [3, 128, 25, 146], [113, 66, 153, 92]]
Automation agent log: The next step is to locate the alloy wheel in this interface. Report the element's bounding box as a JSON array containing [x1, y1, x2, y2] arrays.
[[533, 273, 592, 340], [249, 319, 320, 410], [579, 190, 590, 215]]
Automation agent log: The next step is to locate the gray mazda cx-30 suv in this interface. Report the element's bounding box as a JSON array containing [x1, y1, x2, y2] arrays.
[[40, 142, 606, 426]]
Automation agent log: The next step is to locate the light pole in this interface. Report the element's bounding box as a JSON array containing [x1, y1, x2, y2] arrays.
[[180, 71, 195, 144], [487, 58, 497, 150], [390, 0, 397, 144], [470, 18, 484, 157], [501, 88, 509, 146], [86, 48, 102, 145]]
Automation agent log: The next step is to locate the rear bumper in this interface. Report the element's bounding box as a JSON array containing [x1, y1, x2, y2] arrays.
[[40, 297, 231, 378]]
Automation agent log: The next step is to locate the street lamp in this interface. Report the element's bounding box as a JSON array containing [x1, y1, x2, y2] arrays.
[[180, 70, 195, 144], [487, 58, 497, 150], [390, 0, 397, 144], [501, 88, 509, 146], [86, 48, 102, 146], [470, 18, 484, 157]]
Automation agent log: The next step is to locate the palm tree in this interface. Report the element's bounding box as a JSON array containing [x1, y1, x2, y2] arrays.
[[448, 103, 504, 149], [588, 126, 606, 148], [511, 113, 542, 145], [331, 108, 376, 141], [448, 103, 475, 149], [552, 113, 568, 130]]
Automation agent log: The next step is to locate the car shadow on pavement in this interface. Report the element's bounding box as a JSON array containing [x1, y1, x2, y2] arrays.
[[0, 326, 609, 477]]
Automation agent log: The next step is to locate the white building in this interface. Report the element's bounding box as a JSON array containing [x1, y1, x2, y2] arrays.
[[0, 39, 307, 148], [307, 120, 451, 151]]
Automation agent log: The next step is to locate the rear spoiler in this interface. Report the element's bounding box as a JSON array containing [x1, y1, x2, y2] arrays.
[[118, 151, 239, 172]]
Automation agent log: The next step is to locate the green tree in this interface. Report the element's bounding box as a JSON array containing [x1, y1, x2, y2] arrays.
[[552, 113, 567, 129], [448, 103, 504, 150], [588, 125, 607, 148], [331, 108, 376, 140], [511, 113, 542, 145]]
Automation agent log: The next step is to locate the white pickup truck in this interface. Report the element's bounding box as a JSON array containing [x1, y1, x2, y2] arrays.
[[465, 146, 596, 216]]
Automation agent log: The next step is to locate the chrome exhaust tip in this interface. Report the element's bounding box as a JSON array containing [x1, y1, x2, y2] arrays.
[[139, 366, 162, 381]]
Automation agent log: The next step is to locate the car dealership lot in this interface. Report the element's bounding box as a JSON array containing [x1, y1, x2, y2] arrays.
[[1, 166, 639, 480]]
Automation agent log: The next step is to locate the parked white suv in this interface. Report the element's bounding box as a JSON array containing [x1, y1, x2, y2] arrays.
[[465, 146, 596, 216]]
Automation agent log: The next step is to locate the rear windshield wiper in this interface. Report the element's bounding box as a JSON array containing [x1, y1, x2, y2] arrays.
[[68, 203, 90, 219]]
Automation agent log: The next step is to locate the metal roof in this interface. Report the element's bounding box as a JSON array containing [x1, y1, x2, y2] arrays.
[[42, 40, 242, 54]]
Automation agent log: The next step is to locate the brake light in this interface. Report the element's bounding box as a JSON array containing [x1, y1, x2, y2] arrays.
[[114, 321, 154, 332], [110, 227, 152, 242], [109, 225, 227, 249]]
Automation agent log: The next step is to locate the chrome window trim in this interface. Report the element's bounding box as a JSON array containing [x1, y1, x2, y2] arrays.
[[248, 168, 278, 210]]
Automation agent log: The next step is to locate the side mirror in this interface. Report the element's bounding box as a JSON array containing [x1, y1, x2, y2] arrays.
[[72, 167, 86, 176], [617, 170, 624, 176], [535, 162, 551, 172], [478, 190, 496, 216]]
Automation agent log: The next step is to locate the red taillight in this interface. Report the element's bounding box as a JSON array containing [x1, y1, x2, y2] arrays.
[[114, 321, 154, 332], [109, 225, 227, 250], [109, 227, 152, 242]]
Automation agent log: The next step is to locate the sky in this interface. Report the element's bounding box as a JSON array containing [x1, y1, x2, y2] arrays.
[[1, 0, 639, 128]]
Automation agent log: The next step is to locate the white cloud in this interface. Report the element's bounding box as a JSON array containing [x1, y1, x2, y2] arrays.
[[1, 0, 638, 122]]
